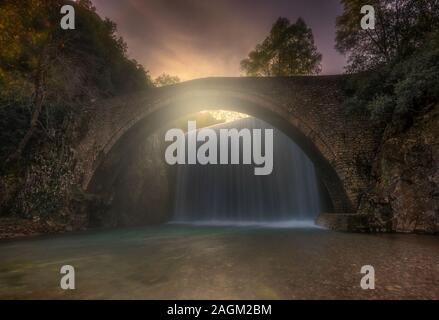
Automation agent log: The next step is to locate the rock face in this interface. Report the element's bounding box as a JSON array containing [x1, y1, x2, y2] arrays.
[[87, 130, 173, 227], [0, 113, 91, 238], [359, 108, 439, 233]]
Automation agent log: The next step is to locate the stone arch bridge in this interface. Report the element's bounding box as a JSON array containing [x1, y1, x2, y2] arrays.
[[74, 76, 382, 227]]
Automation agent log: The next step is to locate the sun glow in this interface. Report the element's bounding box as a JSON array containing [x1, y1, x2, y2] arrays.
[[200, 110, 249, 123]]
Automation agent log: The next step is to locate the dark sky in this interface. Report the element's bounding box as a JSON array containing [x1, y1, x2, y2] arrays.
[[92, 0, 347, 80]]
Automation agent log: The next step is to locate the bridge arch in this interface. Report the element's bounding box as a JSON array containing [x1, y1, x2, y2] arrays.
[[76, 76, 381, 224]]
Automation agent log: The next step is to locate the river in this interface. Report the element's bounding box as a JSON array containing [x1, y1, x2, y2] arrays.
[[0, 223, 438, 299]]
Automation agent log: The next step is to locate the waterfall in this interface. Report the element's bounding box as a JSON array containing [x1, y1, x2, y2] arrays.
[[172, 117, 322, 224]]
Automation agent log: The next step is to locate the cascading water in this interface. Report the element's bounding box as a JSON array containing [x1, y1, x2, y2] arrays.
[[172, 117, 323, 225]]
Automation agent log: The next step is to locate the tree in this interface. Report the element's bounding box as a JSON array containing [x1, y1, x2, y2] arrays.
[[0, 0, 152, 163], [240, 17, 322, 76], [336, 0, 439, 125], [336, 0, 439, 72], [0, 0, 61, 163], [154, 73, 180, 87]]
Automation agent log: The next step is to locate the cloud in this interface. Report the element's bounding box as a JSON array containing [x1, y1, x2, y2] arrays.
[[93, 0, 346, 80]]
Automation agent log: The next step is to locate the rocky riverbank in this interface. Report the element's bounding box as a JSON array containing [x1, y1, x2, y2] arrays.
[[0, 217, 79, 240]]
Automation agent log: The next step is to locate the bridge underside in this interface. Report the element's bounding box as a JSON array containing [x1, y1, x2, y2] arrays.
[[87, 108, 341, 227]]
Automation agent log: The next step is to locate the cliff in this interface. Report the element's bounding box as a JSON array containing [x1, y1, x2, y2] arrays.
[[359, 107, 439, 233]]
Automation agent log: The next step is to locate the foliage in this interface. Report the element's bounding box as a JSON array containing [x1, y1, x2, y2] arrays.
[[0, 0, 152, 97], [0, 0, 153, 164], [154, 73, 181, 87], [336, 0, 439, 72], [240, 17, 322, 76], [336, 0, 439, 125], [392, 35, 439, 116]]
